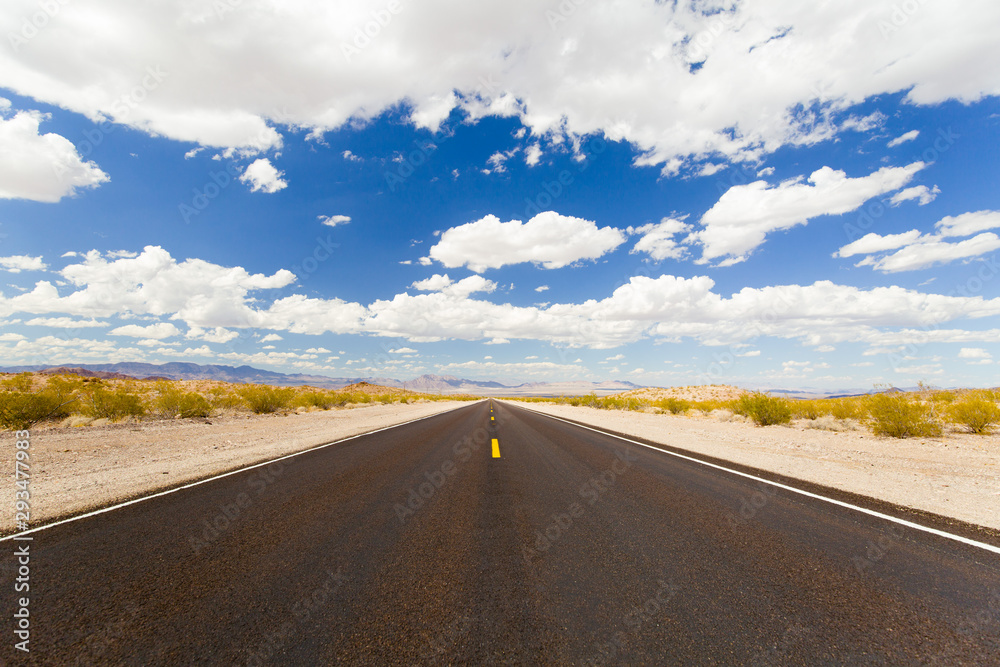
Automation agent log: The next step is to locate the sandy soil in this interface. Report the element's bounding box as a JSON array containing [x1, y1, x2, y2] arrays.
[[516, 402, 1000, 531], [0, 401, 467, 534], [620, 384, 747, 402]]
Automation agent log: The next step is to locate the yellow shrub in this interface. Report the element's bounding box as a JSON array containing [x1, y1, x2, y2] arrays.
[[79, 384, 145, 422], [236, 384, 295, 414], [734, 392, 792, 426], [947, 390, 1000, 434], [863, 391, 941, 438]]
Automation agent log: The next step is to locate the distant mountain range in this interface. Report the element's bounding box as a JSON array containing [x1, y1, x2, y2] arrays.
[[3, 362, 940, 398], [0, 362, 641, 396]]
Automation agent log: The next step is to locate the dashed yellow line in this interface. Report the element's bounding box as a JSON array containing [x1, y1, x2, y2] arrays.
[[491, 438, 500, 458]]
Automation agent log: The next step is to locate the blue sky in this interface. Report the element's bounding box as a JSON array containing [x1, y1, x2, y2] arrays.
[[1, 0, 999, 390]]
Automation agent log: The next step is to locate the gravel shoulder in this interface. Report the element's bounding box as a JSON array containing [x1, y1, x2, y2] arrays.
[[514, 402, 1000, 531], [1, 401, 469, 534]]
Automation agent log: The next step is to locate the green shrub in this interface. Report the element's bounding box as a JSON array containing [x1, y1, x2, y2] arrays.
[[236, 384, 295, 414], [947, 390, 1000, 434], [735, 392, 792, 426], [863, 390, 941, 438], [80, 385, 146, 422]]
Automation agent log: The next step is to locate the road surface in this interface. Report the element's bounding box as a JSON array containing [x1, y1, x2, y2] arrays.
[[3, 400, 999, 664]]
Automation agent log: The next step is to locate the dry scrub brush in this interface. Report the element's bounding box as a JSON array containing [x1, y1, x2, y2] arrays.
[[946, 389, 1000, 434], [0, 373, 81, 430], [733, 391, 792, 426], [862, 388, 942, 439]]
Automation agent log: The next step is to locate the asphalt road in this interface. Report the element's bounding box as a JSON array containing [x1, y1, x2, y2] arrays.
[[3, 399, 999, 665]]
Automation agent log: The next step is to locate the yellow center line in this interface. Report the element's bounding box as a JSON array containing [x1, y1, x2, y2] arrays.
[[491, 438, 500, 458]]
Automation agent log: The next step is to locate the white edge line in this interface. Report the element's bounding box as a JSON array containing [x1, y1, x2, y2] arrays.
[[0, 401, 483, 542], [507, 401, 1000, 556]]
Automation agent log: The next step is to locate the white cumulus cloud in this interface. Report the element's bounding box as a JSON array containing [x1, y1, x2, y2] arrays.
[[691, 163, 925, 265], [24, 317, 107, 328], [319, 214, 351, 227], [428, 211, 626, 272], [630, 217, 693, 261], [0, 111, 109, 202], [887, 130, 920, 148], [109, 322, 182, 339], [1, 0, 998, 175], [239, 158, 287, 193], [0, 255, 47, 273], [889, 185, 939, 206], [834, 210, 1000, 272], [0, 245, 300, 330]]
